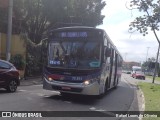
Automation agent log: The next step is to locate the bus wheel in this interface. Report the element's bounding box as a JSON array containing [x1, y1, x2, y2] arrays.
[[97, 80, 108, 99], [114, 79, 118, 89], [96, 93, 104, 99], [104, 80, 108, 93]]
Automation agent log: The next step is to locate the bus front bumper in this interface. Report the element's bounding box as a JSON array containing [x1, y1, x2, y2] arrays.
[[43, 77, 100, 95]]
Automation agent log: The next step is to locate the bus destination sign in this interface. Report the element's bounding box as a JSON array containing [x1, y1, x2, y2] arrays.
[[57, 32, 88, 38]]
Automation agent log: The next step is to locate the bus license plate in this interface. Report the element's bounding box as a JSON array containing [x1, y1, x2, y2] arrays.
[[61, 86, 71, 90]]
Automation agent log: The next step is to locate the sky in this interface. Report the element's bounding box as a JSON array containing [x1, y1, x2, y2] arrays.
[[97, 0, 160, 63]]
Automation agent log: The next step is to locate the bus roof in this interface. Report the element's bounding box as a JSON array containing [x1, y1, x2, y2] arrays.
[[49, 26, 103, 33], [132, 66, 141, 69]]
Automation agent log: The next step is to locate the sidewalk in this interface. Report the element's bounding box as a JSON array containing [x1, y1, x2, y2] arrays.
[[20, 77, 43, 86]]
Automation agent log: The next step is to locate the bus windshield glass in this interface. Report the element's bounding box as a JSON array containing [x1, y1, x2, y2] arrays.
[[132, 67, 142, 72], [48, 40, 101, 69]]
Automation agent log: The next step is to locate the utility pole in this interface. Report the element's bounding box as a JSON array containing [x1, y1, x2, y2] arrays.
[[6, 0, 13, 61]]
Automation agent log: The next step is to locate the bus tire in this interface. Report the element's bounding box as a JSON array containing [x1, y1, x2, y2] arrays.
[[114, 78, 118, 89], [104, 79, 108, 93], [97, 79, 108, 99]]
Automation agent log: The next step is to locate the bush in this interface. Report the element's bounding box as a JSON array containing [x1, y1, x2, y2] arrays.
[[10, 54, 26, 70]]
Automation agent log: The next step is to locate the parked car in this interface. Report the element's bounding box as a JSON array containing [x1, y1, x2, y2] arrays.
[[126, 71, 131, 74], [132, 71, 145, 80], [0, 59, 20, 92]]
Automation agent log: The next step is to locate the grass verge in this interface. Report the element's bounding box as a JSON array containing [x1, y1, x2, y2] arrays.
[[138, 82, 160, 120], [146, 76, 160, 82]]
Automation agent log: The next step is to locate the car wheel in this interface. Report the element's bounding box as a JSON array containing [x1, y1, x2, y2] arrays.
[[6, 80, 17, 92]]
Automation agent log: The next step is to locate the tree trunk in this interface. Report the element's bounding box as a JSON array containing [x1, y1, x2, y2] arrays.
[[152, 44, 160, 83]]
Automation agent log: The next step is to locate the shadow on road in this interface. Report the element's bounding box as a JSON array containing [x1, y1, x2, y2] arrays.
[[0, 89, 8, 94], [43, 94, 99, 105], [0, 89, 21, 94], [42, 87, 119, 106]]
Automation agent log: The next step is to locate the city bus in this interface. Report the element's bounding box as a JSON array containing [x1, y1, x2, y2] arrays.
[[43, 26, 123, 97]]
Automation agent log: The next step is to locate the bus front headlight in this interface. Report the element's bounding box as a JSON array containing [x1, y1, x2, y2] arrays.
[[83, 78, 98, 86], [84, 80, 90, 85], [48, 77, 53, 81]]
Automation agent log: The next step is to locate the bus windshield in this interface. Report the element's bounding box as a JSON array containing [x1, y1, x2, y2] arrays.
[[133, 68, 142, 72], [48, 40, 101, 69]]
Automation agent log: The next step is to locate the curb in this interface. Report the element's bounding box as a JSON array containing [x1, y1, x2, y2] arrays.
[[137, 86, 145, 120], [137, 86, 145, 111], [122, 75, 145, 120]]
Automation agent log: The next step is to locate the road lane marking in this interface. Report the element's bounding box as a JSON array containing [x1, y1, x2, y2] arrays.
[[89, 107, 96, 110], [18, 89, 27, 92], [89, 107, 117, 118], [64, 101, 72, 104]]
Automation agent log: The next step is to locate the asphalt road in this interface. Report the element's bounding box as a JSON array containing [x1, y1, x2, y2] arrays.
[[0, 74, 139, 120]]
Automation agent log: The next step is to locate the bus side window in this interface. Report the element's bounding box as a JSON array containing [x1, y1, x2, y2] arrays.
[[105, 47, 111, 58], [110, 48, 114, 65]]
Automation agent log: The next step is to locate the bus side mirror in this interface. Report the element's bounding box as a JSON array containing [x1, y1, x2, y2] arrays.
[[105, 48, 111, 57]]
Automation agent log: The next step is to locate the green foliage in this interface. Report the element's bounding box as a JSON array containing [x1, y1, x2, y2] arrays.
[[0, 0, 106, 76], [1, 0, 106, 43], [10, 54, 26, 70], [129, 1, 160, 81], [146, 75, 160, 82], [25, 53, 41, 76], [14, 0, 106, 44], [129, 0, 160, 36], [42, 0, 106, 27], [138, 82, 160, 111], [142, 57, 156, 68]]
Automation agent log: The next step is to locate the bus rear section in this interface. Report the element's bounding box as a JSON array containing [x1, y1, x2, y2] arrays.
[[43, 26, 123, 96]]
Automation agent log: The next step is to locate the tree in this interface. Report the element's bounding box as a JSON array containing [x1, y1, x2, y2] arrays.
[[9, 0, 106, 76], [0, 5, 8, 33], [12, 0, 105, 44], [0, 0, 25, 34], [0, 0, 106, 43], [128, 0, 160, 83], [142, 57, 156, 71]]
